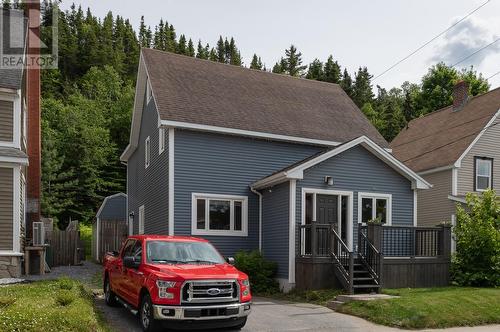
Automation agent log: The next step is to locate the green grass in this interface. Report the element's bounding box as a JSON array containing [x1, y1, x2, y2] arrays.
[[80, 224, 93, 261], [338, 287, 500, 329], [263, 288, 343, 306], [0, 279, 110, 332]]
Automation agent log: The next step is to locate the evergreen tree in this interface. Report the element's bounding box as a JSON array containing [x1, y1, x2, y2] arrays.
[[272, 57, 286, 74], [138, 16, 150, 47], [187, 38, 195, 57], [323, 55, 341, 84], [216, 36, 225, 63], [250, 54, 263, 70], [284, 44, 306, 77], [228, 37, 242, 66], [306, 59, 323, 80], [177, 34, 187, 55], [341, 69, 354, 98], [352, 66, 374, 108], [196, 40, 209, 59], [209, 47, 218, 61]]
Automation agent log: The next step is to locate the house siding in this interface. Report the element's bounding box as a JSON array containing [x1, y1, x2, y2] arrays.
[[0, 167, 13, 250], [457, 116, 500, 195], [418, 170, 455, 226], [262, 181, 289, 279], [173, 129, 324, 256], [99, 195, 127, 220], [127, 98, 169, 235], [0, 100, 14, 142], [296, 145, 414, 252]]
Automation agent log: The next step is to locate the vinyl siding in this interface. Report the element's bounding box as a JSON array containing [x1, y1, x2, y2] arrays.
[[418, 170, 455, 226], [0, 167, 13, 250], [174, 130, 323, 256], [457, 116, 500, 195], [296, 145, 414, 252], [262, 181, 289, 278], [98, 195, 127, 220], [127, 97, 169, 235], [0, 100, 14, 142]]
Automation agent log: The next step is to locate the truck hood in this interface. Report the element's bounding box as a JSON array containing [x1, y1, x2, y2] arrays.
[[150, 263, 246, 280]]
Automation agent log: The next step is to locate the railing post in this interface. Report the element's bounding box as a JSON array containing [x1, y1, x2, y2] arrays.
[[439, 224, 452, 260], [311, 223, 317, 260], [348, 252, 354, 294], [367, 223, 383, 252], [412, 227, 417, 258]]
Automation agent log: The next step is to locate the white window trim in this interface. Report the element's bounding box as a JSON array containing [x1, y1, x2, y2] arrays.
[[138, 205, 145, 235], [158, 128, 165, 154], [145, 136, 150, 168], [475, 158, 492, 192], [191, 193, 248, 237], [357, 192, 392, 226], [146, 78, 153, 104]]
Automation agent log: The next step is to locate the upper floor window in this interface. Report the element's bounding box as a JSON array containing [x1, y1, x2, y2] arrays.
[[358, 192, 392, 225], [191, 193, 248, 236], [475, 157, 493, 192], [145, 136, 151, 168], [159, 128, 165, 154]]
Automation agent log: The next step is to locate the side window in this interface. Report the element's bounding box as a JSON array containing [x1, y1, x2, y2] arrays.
[[121, 240, 136, 258], [474, 157, 493, 191], [131, 241, 142, 262]]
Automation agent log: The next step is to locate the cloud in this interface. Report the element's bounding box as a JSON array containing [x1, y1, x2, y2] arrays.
[[429, 17, 500, 68]]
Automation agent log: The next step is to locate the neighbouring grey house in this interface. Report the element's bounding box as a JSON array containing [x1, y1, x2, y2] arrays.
[[121, 48, 452, 293], [0, 9, 29, 278], [391, 83, 500, 238], [92, 193, 128, 262]]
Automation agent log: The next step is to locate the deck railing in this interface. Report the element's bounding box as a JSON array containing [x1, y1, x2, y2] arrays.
[[299, 223, 331, 258], [381, 226, 443, 257], [357, 229, 382, 284]]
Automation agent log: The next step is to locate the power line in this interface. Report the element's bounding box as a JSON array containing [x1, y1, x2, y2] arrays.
[[373, 0, 491, 81], [486, 70, 500, 80], [452, 38, 500, 67]]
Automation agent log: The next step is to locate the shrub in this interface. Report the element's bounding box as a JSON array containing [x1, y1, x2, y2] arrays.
[[58, 277, 74, 290], [452, 189, 500, 287], [55, 290, 76, 306], [0, 297, 15, 308], [234, 250, 279, 294], [79, 224, 92, 260]]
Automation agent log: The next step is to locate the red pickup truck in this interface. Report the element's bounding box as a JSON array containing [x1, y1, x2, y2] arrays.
[[103, 235, 251, 331]]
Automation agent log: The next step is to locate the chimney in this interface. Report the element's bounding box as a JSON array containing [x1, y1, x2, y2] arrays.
[[25, 0, 41, 239], [452, 80, 469, 112]]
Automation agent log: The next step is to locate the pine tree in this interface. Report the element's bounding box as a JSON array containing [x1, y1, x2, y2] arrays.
[[187, 38, 195, 57], [209, 47, 218, 61], [352, 67, 374, 108], [284, 45, 307, 77], [341, 69, 354, 98], [196, 40, 209, 59], [228, 37, 242, 66], [216, 36, 225, 63], [306, 59, 323, 80], [323, 55, 341, 84], [250, 54, 263, 70], [138, 16, 150, 48], [166, 24, 177, 52], [272, 57, 286, 74]]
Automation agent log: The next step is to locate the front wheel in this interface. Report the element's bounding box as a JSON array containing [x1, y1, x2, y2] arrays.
[[104, 277, 118, 307], [140, 294, 161, 332]]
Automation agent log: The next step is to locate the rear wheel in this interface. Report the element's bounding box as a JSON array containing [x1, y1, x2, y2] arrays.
[[104, 277, 118, 307], [140, 293, 161, 332]]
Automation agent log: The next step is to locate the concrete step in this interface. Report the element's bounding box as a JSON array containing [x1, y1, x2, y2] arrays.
[[336, 293, 398, 303], [353, 284, 381, 289], [326, 300, 345, 311]]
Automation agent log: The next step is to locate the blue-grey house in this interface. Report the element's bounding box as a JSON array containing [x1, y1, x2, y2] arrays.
[[121, 49, 451, 293]]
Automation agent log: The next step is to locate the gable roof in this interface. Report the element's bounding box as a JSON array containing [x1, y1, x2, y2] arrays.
[[96, 193, 127, 221], [251, 136, 431, 190], [121, 48, 388, 161], [390, 87, 500, 173], [0, 9, 28, 90]]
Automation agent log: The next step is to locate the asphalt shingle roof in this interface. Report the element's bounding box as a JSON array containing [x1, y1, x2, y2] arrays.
[[0, 9, 27, 90], [142, 48, 389, 148]]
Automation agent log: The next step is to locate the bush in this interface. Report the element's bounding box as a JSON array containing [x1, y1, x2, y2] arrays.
[[234, 250, 279, 294], [452, 189, 500, 286], [58, 277, 74, 290], [55, 290, 76, 306], [0, 297, 15, 308]]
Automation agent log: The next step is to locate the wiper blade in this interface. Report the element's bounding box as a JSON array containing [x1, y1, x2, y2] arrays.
[[183, 259, 218, 264], [151, 259, 182, 264]]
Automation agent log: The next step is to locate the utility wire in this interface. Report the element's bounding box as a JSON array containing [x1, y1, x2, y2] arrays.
[[373, 0, 491, 81], [486, 70, 500, 80], [452, 38, 500, 67]]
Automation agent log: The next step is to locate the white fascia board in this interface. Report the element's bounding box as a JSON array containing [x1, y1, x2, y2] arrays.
[[454, 108, 500, 168], [0, 156, 29, 165], [160, 120, 342, 147], [448, 195, 466, 204], [418, 165, 455, 175]]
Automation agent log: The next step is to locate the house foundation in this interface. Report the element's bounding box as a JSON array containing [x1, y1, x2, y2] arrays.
[[0, 256, 22, 278]]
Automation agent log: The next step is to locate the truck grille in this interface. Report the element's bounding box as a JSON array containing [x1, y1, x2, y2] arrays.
[[181, 280, 239, 304]]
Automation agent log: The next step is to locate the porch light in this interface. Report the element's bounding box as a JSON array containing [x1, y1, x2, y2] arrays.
[[128, 212, 134, 226], [324, 176, 334, 186]]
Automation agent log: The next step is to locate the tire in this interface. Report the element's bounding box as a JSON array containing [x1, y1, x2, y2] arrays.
[[140, 293, 161, 332], [104, 277, 118, 307], [232, 317, 248, 330]]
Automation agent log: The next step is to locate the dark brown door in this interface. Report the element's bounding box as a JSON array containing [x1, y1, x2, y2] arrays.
[[316, 195, 338, 227]]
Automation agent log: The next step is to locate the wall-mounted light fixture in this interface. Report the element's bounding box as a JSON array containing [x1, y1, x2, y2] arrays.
[[324, 176, 334, 186]]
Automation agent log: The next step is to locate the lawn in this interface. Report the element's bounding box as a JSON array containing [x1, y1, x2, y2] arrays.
[[0, 278, 109, 332], [337, 287, 500, 329], [264, 288, 344, 306]]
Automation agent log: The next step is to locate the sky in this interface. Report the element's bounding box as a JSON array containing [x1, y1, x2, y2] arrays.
[[60, 0, 500, 91]]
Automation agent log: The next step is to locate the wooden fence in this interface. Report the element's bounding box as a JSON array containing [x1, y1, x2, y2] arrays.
[[97, 219, 128, 262], [47, 229, 83, 267]]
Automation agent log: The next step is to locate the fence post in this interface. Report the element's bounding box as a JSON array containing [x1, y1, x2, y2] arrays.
[[311, 223, 317, 260], [439, 224, 452, 260], [367, 223, 383, 251]]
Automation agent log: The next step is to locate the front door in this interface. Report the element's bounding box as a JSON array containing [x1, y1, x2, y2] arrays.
[[316, 195, 338, 228]]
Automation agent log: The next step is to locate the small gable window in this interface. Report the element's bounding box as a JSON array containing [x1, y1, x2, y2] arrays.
[[192, 193, 248, 236], [475, 157, 493, 192], [145, 136, 151, 168]]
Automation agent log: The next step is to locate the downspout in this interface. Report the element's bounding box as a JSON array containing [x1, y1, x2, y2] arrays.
[[250, 187, 263, 252]]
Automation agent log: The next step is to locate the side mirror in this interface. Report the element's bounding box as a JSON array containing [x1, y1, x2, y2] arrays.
[[123, 256, 141, 269], [226, 257, 235, 265]]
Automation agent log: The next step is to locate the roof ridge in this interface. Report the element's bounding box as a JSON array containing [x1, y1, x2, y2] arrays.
[[141, 47, 342, 90]]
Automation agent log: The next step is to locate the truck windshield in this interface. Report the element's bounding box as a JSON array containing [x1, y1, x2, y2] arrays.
[[146, 241, 226, 264]]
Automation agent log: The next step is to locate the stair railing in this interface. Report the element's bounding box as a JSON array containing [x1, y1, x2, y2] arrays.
[[357, 228, 382, 286], [330, 227, 354, 294]]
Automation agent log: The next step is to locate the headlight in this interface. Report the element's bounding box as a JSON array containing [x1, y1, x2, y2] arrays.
[[156, 280, 176, 299], [241, 279, 250, 287]]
